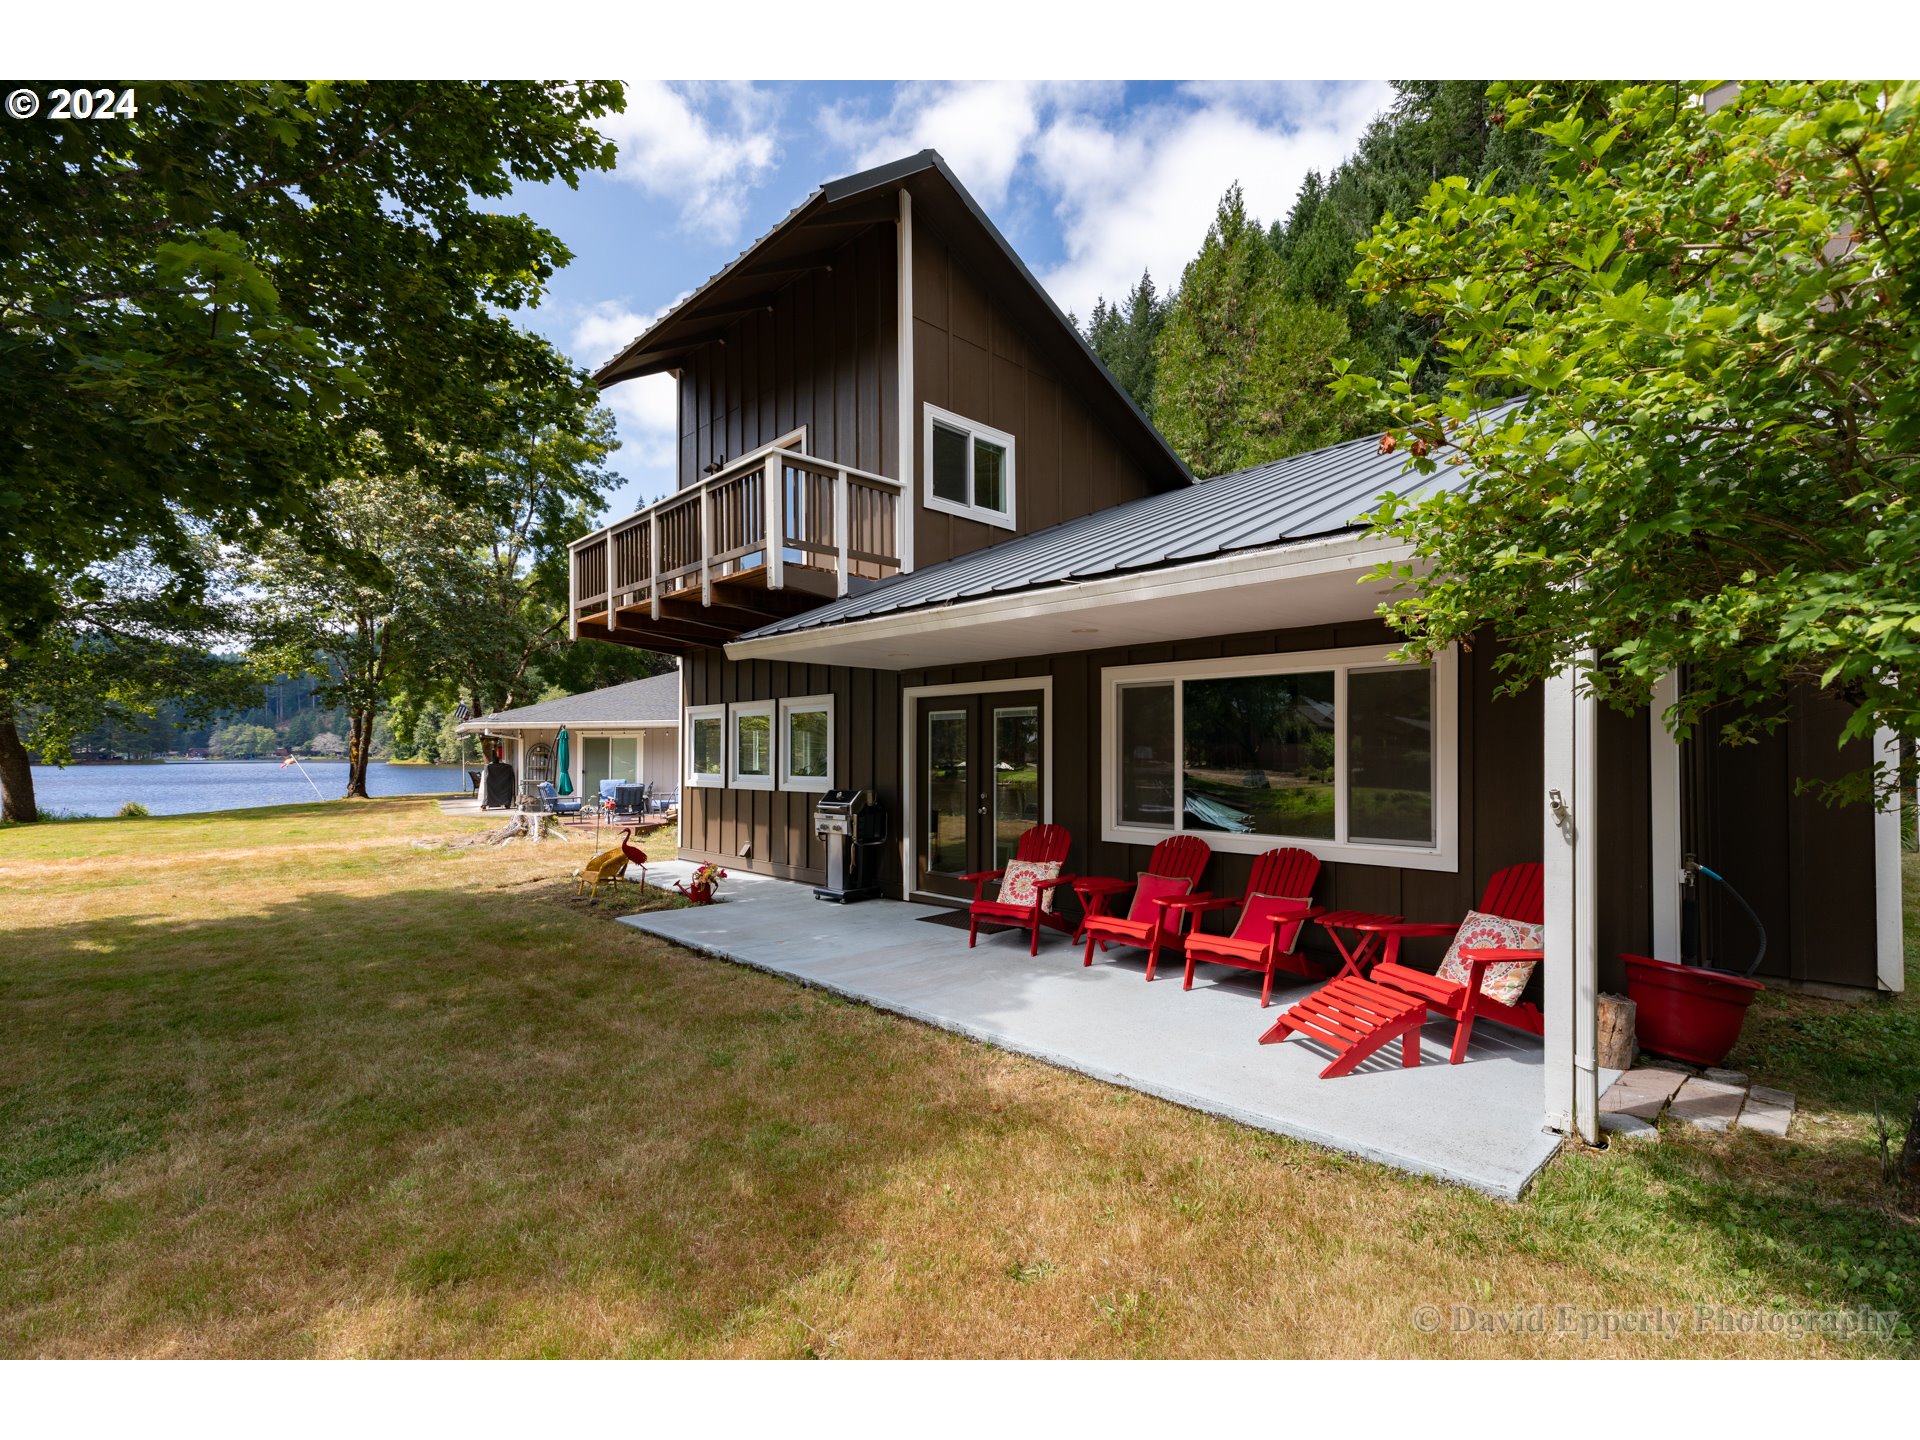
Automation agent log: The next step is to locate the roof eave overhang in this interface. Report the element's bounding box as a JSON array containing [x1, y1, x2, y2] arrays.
[[723, 531, 1420, 671], [455, 718, 679, 734]]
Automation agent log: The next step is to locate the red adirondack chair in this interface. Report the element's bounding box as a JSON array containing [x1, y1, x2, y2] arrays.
[[1073, 835, 1211, 970], [1259, 862, 1547, 1073], [1172, 847, 1324, 1005], [963, 823, 1076, 956]]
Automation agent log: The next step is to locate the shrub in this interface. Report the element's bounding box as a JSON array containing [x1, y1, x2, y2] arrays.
[[116, 801, 150, 818]]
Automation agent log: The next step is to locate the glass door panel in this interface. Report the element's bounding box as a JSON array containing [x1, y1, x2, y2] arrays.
[[991, 704, 1040, 869]]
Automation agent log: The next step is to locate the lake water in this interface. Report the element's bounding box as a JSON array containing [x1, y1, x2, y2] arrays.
[[28, 760, 473, 818]]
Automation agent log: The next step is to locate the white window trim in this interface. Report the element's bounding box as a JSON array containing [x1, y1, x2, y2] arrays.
[[778, 694, 835, 794], [686, 704, 727, 789], [1099, 643, 1459, 873], [922, 402, 1016, 531], [728, 700, 776, 791]]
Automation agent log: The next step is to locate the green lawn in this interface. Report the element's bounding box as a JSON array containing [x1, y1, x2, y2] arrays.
[[1, 799, 1915, 1357]]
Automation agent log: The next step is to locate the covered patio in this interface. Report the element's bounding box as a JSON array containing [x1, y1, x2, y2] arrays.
[[621, 860, 1620, 1199]]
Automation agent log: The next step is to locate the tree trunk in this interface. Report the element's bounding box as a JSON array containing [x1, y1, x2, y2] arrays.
[[1901, 1094, 1920, 1215], [345, 707, 373, 798], [0, 716, 38, 824]]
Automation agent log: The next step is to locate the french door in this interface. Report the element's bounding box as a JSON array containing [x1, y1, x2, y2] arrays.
[[914, 690, 1046, 901]]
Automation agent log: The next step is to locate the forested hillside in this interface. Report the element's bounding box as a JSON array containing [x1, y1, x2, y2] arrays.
[[1083, 81, 1549, 477]]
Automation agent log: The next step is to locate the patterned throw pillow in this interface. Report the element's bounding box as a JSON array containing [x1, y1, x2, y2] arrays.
[[1436, 909, 1545, 1007], [1232, 894, 1315, 952], [1000, 859, 1063, 912], [1128, 872, 1196, 938]]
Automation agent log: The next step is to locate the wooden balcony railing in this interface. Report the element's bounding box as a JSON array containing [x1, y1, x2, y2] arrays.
[[568, 438, 905, 650]]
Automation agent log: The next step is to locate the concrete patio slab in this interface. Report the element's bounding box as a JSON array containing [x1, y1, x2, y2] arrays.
[[1736, 1084, 1796, 1137], [619, 862, 1618, 1199]]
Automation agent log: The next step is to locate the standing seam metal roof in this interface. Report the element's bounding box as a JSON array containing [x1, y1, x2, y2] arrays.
[[739, 412, 1510, 641]]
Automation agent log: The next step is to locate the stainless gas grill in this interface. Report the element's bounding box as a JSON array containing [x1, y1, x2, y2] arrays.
[[813, 789, 886, 902]]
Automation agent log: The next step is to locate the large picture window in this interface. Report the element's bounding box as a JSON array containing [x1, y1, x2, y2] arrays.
[[686, 705, 726, 789], [1101, 645, 1456, 870], [923, 404, 1015, 530]]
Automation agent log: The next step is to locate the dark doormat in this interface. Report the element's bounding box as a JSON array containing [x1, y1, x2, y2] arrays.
[[916, 909, 973, 930]]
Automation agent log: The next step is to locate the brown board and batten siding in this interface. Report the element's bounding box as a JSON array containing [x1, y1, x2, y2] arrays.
[[675, 222, 900, 492], [909, 218, 1166, 566], [678, 623, 1658, 989], [1683, 687, 1881, 989]]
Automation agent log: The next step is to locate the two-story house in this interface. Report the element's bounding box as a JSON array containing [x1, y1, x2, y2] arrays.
[[568, 149, 1903, 1139]]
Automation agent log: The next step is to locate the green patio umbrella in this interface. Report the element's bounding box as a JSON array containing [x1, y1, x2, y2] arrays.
[[555, 726, 573, 795]]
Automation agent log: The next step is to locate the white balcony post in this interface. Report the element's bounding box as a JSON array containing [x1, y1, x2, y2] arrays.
[[567, 540, 579, 640], [835, 468, 851, 597], [700, 486, 713, 607], [649, 512, 662, 621], [765, 461, 785, 591]]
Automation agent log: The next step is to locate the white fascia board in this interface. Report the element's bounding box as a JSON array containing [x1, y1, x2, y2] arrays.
[[724, 531, 1418, 666]]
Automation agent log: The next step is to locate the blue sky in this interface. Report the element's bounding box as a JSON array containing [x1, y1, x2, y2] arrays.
[[503, 80, 1394, 521]]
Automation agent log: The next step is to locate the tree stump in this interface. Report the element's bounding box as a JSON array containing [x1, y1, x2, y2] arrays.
[[1597, 993, 1637, 1071]]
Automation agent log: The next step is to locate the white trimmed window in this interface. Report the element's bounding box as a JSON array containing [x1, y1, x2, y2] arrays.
[[729, 700, 776, 791], [923, 404, 1015, 530], [779, 695, 834, 793], [686, 705, 726, 789], [1100, 644, 1458, 871]]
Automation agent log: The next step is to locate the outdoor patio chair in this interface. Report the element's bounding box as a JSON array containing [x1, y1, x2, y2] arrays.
[[1259, 862, 1547, 1070], [963, 823, 1076, 956], [536, 781, 583, 816], [1073, 834, 1212, 969], [1171, 847, 1324, 1005]]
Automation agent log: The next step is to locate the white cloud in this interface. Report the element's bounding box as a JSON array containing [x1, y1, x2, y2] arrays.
[[565, 299, 685, 515], [818, 81, 1116, 207], [815, 80, 1393, 323], [598, 81, 782, 244], [1034, 82, 1395, 320]]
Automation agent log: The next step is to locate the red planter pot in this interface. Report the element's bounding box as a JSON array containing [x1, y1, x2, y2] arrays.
[[1621, 953, 1764, 1067]]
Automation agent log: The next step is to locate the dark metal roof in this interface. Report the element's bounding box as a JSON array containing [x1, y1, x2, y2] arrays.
[[739, 413, 1510, 641], [593, 149, 1191, 491], [464, 671, 681, 729]]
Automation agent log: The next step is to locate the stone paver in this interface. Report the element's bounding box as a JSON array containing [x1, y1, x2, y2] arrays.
[[1735, 1084, 1796, 1137], [1669, 1076, 1747, 1132], [1600, 1113, 1661, 1144], [1599, 1066, 1692, 1120], [1704, 1067, 1750, 1088]]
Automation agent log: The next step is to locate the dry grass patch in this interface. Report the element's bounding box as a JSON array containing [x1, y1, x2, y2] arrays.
[[2, 801, 1914, 1357]]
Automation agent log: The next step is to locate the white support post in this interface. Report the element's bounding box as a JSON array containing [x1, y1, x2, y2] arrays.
[[1875, 727, 1907, 994], [765, 462, 785, 591], [1542, 658, 1602, 1145], [1649, 670, 1682, 959], [649, 515, 662, 622], [835, 468, 851, 598], [605, 532, 619, 632], [567, 541, 579, 641], [699, 488, 713, 608], [896, 185, 915, 575]]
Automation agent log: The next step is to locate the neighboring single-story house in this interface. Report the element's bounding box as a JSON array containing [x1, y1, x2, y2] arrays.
[[457, 671, 681, 805], [563, 148, 1905, 1150]]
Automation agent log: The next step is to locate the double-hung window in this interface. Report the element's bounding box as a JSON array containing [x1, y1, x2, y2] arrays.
[[686, 705, 726, 789], [923, 404, 1015, 530], [1102, 644, 1457, 870], [729, 700, 775, 791], [778, 695, 834, 793]]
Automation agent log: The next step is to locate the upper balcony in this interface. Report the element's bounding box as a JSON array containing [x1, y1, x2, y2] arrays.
[[569, 437, 905, 655]]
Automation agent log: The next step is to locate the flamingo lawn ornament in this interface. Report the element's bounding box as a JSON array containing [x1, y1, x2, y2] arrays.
[[620, 828, 649, 890]]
